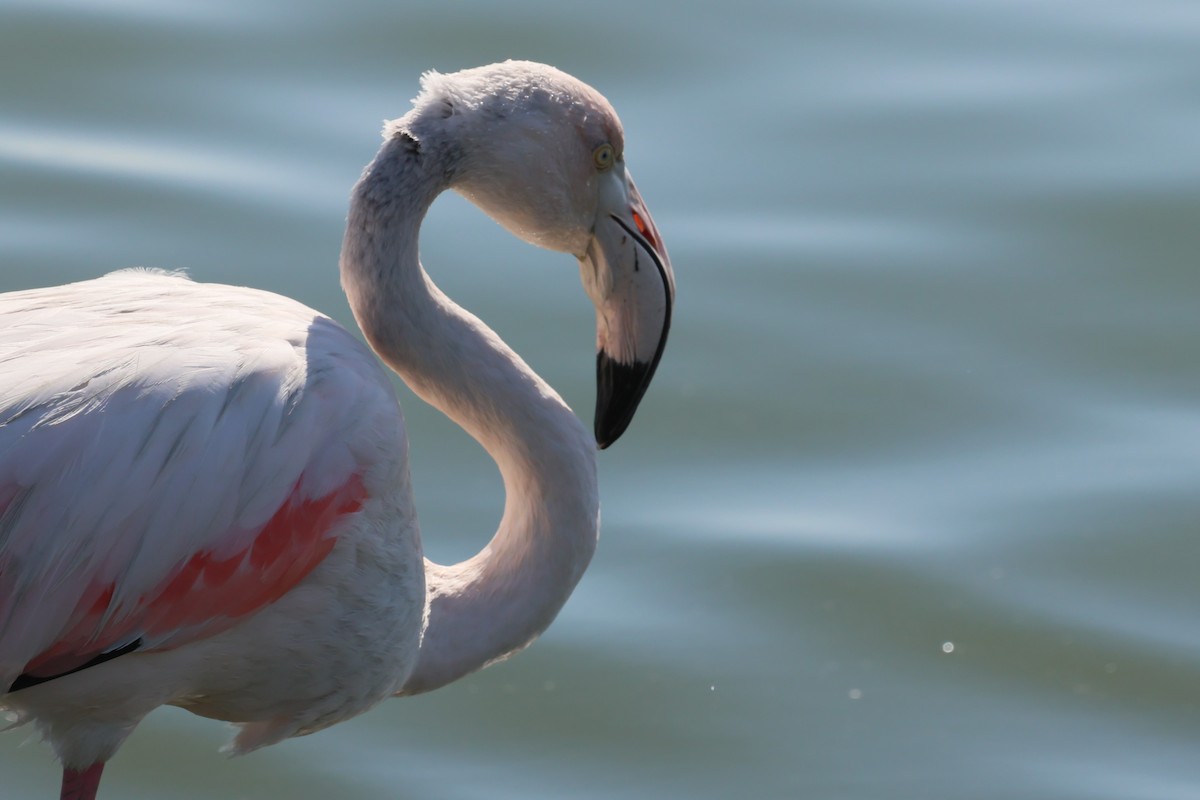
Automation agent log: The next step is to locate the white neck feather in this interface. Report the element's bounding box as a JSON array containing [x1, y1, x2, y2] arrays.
[[339, 132, 599, 695]]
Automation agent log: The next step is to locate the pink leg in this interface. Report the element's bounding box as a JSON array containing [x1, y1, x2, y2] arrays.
[[60, 762, 106, 800]]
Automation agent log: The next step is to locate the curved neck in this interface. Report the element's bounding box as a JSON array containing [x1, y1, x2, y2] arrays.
[[340, 132, 599, 695]]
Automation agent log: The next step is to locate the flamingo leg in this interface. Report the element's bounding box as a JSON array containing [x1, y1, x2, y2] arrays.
[[60, 762, 105, 800]]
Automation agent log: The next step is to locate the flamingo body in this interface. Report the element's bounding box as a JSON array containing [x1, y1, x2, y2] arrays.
[[1, 270, 425, 761], [0, 61, 674, 798]]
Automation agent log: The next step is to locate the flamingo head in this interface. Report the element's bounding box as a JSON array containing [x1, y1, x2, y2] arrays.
[[398, 61, 675, 448]]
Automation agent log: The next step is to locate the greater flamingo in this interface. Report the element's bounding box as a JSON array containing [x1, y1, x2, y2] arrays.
[[0, 61, 674, 799]]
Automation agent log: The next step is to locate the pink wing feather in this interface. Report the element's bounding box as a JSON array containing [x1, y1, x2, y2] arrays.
[[19, 474, 366, 678], [0, 271, 403, 688]]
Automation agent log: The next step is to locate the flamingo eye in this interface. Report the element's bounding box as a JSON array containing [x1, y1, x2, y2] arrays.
[[592, 143, 615, 171]]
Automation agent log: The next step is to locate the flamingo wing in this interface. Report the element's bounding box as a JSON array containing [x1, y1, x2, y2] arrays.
[[0, 271, 402, 690]]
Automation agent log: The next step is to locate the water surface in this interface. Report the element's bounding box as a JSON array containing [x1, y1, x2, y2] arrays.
[[2, 1, 1200, 798]]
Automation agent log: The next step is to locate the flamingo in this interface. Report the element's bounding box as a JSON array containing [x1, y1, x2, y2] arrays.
[[0, 61, 674, 799]]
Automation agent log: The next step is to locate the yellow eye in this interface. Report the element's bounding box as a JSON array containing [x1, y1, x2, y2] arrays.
[[592, 143, 615, 170]]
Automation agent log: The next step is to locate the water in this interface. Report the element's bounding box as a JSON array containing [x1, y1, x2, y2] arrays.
[[3, 1, 1200, 797]]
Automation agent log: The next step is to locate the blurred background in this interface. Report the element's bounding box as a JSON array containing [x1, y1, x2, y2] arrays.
[[3, 1, 1200, 798]]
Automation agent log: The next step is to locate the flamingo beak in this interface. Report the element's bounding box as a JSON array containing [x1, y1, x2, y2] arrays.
[[579, 167, 675, 449]]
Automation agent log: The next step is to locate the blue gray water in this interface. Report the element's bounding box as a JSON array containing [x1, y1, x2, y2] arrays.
[[3, 1, 1200, 798]]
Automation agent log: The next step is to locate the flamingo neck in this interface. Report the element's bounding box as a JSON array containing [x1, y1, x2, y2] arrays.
[[339, 131, 599, 695]]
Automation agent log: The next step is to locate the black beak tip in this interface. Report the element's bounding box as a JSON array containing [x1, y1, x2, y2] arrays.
[[594, 352, 655, 449]]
